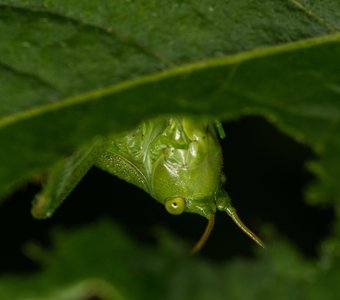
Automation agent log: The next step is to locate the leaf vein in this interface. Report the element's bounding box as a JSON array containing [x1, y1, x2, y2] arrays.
[[0, 60, 60, 93], [289, 0, 340, 33]]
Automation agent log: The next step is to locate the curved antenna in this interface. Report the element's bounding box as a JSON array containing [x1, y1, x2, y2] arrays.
[[191, 214, 215, 254], [225, 207, 265, 248]]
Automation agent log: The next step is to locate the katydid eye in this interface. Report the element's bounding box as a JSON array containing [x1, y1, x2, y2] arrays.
[[165, 197, 185, 215]]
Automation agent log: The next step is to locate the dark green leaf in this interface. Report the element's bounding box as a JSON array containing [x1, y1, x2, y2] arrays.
[[1, 34, 340, 207]]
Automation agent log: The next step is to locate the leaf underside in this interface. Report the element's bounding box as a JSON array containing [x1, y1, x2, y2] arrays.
[[1, 1, 340, 206]]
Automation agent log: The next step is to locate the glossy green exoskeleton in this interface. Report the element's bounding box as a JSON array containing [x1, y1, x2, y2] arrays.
[[32, 117, 264, 252]]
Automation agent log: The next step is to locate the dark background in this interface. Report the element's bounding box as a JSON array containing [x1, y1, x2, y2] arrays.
[[0, 116, 334, 274]]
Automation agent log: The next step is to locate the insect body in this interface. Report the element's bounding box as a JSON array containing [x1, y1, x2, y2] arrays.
[[32, 117, 264, 252]]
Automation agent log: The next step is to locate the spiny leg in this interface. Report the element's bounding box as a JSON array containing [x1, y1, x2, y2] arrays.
[[214, 120, 226, 139], [32, 140, 102, 219]]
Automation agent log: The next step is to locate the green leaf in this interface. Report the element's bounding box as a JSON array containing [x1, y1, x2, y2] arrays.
[[1, 1, 340, 201], [1, 33, 340, 206], [0, 221, 171, 300], [0, 220, 339, 300]]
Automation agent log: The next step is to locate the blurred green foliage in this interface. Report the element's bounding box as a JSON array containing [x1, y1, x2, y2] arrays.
[[0, 221, 339, 300]]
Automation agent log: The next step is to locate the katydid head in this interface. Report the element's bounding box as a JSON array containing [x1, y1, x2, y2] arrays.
[[152, 156, 265, 253]]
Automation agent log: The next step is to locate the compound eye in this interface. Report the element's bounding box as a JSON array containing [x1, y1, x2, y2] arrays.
[[165, 197, 185, 215]]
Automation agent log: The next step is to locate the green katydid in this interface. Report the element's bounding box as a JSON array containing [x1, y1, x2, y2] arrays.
[[32, 117, 264, 253]]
